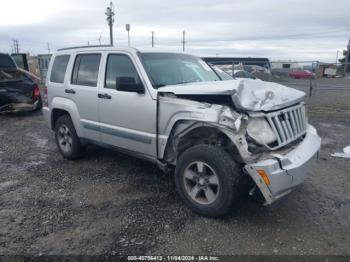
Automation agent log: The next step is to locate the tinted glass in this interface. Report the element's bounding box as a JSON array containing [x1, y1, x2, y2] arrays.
[[140, 53, 219, 88], [0, 54, 16, 68], [72, 54, 101, 87], [11, 54, 28, 70], [50, 55, 70, 83], [105, 54, 140, 89]]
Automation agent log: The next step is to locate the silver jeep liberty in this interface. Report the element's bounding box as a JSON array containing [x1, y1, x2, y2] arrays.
[[43, 46, 321, 217]]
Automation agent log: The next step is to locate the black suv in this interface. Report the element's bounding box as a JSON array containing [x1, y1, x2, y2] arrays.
[[0, 53, 42, 113]]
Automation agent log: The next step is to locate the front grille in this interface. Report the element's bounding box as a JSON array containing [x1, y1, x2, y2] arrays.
[[265, 103, 307, 149]]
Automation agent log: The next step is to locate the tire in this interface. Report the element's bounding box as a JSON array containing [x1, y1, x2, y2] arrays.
[[54, 114, 82, 160], [33, 96, 43, 112], [175, 144, 242, 217]]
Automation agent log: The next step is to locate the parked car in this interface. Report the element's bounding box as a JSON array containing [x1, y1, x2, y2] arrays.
[[0, 53, 42, 113], [289, 70, 315, 79], [233, 70, 258, 79], [43, 46, 321, 217], [211, 65, 234, 80]]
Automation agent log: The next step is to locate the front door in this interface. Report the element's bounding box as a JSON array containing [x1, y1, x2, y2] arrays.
[[98, 53, 157, 158]]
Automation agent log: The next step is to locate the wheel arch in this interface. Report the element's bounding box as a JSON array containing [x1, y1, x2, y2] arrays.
[[160, 120, 245, 165], [50, 97, 83, 137]]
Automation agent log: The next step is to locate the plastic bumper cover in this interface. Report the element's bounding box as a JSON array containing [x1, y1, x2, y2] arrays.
[[244, 124, 321, 205], [0, 100, 38, 113]]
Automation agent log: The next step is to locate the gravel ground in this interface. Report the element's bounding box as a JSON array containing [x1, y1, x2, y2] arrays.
[[0, 79, 350, 256]]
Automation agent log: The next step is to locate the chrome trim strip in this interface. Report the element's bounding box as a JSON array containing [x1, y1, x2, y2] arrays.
[[82, 121, 153, 144]]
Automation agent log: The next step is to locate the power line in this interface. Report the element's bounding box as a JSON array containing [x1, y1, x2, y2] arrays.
[[186, 28, 350, 44]]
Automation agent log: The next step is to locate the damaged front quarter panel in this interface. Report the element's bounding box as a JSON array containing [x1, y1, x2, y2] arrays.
[[157, 93, 254, 165]]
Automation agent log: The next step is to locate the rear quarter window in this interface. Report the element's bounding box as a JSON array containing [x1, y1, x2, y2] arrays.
[[0, 54, 16, 69], [50, 55, 70, 83]]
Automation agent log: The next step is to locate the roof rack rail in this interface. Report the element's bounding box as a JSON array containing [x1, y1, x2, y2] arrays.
[[57, 45, 113, 51]]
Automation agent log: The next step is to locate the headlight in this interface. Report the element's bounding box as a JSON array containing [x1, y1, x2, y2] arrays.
[[247, 118, 277, 145]]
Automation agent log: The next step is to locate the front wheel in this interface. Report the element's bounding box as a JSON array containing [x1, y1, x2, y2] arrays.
[[175, 144, 242, 217]]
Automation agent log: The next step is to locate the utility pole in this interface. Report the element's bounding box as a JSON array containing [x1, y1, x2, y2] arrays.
[[182, 30, 186, 52], [105, 2, 115, 46], [47, 42, 51, 54], [336, 50, 339, 64], [98, 35, 102, 46], [151, 31, 154, 48], [125, 24, 130, 47], [12, 40, 19, 54], [344, 36, 350, 76]]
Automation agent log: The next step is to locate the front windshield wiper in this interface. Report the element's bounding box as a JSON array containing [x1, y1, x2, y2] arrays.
[[155, 84, 167, 88], [173, 81, 197, 85]]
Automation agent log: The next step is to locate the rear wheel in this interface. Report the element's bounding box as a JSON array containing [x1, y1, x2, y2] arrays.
[[175, 144, 242, 217], [54, 115, 82, 159]]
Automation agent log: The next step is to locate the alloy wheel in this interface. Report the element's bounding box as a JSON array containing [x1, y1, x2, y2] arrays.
[[183, 161, 220, 205]]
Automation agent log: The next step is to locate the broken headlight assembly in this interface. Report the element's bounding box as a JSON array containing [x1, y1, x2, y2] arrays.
[[246, 117, 277, 146]]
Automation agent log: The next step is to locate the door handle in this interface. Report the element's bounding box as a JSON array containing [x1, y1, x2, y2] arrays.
[[65, 89, 76, 94], [98, 93, 112, 99]]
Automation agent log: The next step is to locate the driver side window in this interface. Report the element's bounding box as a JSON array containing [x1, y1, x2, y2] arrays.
[[105, 54, 141, 89]]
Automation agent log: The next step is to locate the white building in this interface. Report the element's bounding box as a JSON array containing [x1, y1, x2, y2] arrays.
[[271, 60, 300, 70]]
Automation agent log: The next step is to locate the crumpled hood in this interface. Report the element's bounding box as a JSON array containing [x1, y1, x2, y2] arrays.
[[158, 79, 306, 111]]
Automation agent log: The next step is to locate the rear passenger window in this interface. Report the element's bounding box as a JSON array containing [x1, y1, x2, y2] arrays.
[[50, 55, 70, 83], [105, 54, 141, 89], [71, 54, 101, 87]]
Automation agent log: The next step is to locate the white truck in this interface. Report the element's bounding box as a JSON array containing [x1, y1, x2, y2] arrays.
[[43, 46, 321, 217]]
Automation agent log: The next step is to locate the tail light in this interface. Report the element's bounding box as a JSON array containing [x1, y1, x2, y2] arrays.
[[33, 85, 41, 99], [43, 86, 48, 107]]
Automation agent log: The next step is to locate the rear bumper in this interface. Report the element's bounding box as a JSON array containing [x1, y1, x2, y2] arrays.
[[244, 124, 321, 205], [0, 100, 38, 113]]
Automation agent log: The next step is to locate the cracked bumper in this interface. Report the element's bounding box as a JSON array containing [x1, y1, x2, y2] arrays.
[[0, 100, 38, 113], [244, 124, 321, 205]]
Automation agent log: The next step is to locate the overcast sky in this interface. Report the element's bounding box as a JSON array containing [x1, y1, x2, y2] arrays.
[[0, 0, 349, 62]]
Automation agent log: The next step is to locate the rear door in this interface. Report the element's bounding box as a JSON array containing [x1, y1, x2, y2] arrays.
[[98, 52, 157, 158], [67, 52, 103, 141]]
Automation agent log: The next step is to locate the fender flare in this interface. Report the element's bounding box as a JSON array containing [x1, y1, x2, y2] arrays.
[[50, 97, 83, 137]]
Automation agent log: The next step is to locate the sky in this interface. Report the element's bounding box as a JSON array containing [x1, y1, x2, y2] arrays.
[[0, 0, 349, 62]]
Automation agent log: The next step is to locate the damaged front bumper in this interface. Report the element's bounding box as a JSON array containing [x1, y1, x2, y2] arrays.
[[244, 124, 321, 205]]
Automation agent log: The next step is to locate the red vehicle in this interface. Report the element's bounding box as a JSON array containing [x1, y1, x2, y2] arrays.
[[289, 70, 315, 79]]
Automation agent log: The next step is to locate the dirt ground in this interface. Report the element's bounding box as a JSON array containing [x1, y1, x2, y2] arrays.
[[0, 79, 350, 256]]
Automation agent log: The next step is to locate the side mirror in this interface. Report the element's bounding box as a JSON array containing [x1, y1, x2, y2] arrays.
[[116, 77, 144, 93]]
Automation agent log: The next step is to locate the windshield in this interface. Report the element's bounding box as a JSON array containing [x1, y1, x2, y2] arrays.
[[140, 53, 220, 88]]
